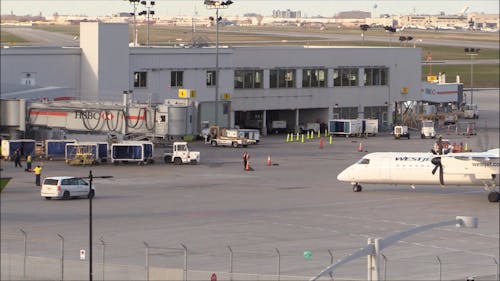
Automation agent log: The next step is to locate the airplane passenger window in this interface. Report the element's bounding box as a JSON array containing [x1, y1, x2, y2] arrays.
[[357, 158, 370, 164]]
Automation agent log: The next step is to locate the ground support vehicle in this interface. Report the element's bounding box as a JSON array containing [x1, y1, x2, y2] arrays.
[[1, 139, 36, 160], [329, 119, 362, 137], [163, 142, 200, 165], [45, 140, 76, 160], [238, 129, 260, 144], [41, 176, 95, 200], [111, 141, 154, 164], [299, 123, 320, 134], [270, 120, 287, 134], [394, 125, 410, 139], [463, 104, 479, 119], [206, 126, 248, 148], [420, 120, 436, 139], [65, 142, 109, 165]]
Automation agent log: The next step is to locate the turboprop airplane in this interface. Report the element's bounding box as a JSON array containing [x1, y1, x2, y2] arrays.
[[337, 148, 500, 202]]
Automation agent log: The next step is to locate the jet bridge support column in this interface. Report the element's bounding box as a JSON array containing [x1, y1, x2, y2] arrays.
[[122, 91, 129, 135], [295, 109, 300, 133], [262, 110, 267, 136]]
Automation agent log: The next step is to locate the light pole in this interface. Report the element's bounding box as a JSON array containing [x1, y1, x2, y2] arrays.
[[84, 171, 112, 281], [139, 1, 155, 47], [205, 0, 233, 127], [360, 24, 370, 46], [464, 47, 480, 104], [126, 0, 140, 46]]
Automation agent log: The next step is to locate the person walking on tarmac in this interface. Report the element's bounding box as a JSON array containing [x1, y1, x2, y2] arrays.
[[14, 149, 23, 168], [242, 151, 249, 170], [25, 154, 33, 172], [34, 165, 42, 187]]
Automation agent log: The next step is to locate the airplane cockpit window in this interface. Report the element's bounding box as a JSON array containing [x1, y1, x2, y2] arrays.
[[357, 158, 370, 164]]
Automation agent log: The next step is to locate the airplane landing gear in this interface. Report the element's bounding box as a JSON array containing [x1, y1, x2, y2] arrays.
[[487, 191, 500, 203], [353, 184, 362, 192]]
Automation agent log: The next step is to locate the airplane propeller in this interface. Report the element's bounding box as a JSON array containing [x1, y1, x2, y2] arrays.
[[431, 156, 444, 186]]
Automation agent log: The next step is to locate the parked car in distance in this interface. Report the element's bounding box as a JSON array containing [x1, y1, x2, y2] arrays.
[[41, 176, 95, 200]]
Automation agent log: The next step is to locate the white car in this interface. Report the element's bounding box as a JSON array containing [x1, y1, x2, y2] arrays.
[[41, 176, 95, 200]]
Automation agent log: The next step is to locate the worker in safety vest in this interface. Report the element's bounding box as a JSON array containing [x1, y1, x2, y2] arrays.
[[25, 154, 32, 172], [34, 165, 42, 187]]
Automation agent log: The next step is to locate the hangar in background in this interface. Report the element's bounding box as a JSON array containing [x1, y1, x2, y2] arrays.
[[1, 22, 422, 134]]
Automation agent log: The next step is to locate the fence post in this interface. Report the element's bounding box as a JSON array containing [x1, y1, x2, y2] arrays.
[[327, 249, 334, 279], [20, 228, 27, 279], [381, 253, 387, 281], [99, 237, 105, 281], [143, 242, 149, 281], [181, 243, 187, 281], [275, 248, 280, 281], [227, 246, 233, 273], [57, 234, 64, 281], [493, 257, 499, 281], [436, 256, 442, 281]]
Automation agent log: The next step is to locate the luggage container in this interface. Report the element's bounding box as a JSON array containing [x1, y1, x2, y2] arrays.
[[65, 142, 109, 165], [111, 141, 154, 164], [360, 119, 378, 136], [328, 119, 362, 137], [1, 139, 36, 160], [46, 140, 76, 160], [238, 129, 260, 144]]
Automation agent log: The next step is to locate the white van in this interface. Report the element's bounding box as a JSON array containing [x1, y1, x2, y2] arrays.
[[41, 176, 95, 200]]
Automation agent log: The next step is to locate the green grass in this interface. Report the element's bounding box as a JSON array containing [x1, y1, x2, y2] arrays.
[[32, 24, 80, 36], [0, 30, 28, 44], [422, 65, 500, 88]]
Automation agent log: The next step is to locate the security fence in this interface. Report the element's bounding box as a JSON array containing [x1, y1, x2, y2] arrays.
[[1, 229, 498, 281]]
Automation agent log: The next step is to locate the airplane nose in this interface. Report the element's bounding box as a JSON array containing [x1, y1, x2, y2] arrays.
[[337, 168, 350, 182]]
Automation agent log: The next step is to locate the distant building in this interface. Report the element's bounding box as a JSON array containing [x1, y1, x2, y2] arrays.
[[272, 9, 301, 19], [335, 11, 370, 19]]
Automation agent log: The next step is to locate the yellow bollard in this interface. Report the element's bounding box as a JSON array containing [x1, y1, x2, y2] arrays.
[[306, 131, 310, 140], [286, 133, 289, 142], [301, 134, 305, 143], [296, 133, 299, 141], [317, 130, 320, 139], [329, 135, 333, 145]]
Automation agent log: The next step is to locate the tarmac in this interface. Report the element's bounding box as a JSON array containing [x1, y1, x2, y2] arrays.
[[1, 89, 499, 280]]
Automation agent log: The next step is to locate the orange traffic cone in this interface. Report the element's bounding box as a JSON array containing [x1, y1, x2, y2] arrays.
[[245, 160, 251, 171], [319, 137, 324, 149], [266, 155, 271, 166], [357, 142, 363, 152]]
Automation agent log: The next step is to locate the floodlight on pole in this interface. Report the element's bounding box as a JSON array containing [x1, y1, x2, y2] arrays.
[[205, 0, 233, 127], [125, 0, 141, 46], [464, 47, 480, 104], [140, 0, 155, 46]]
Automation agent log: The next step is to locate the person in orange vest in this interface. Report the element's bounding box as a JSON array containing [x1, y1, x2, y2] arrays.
[[34, 165, 42, 187]]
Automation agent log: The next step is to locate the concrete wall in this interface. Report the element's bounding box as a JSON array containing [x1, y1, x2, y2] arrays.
[[80, 22, 129, 101], [0, 47, 80, 91]]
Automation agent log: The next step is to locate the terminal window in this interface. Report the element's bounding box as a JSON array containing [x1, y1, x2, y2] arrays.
[[270, 69, 296, 88], [134, 72, 147, 88], [171, 71, 184, 87], [302, 69, 326, 88], [364, 67, 388, 86], [333, 68, 358, 87], [234, 70, 263, 89], [206, 70, 216, 86]]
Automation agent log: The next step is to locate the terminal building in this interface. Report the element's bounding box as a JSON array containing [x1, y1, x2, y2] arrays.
[[1, 22, 422, 135]]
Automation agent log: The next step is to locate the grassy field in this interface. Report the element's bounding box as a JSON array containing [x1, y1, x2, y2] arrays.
[[0, 30, 28, 44], [422, 64, 500, 88]]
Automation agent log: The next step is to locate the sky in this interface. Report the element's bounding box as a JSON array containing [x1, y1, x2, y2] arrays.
[[1, 0, 499, 18]]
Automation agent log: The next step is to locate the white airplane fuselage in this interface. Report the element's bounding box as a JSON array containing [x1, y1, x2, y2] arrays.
[[337, 152, 500, 186]]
